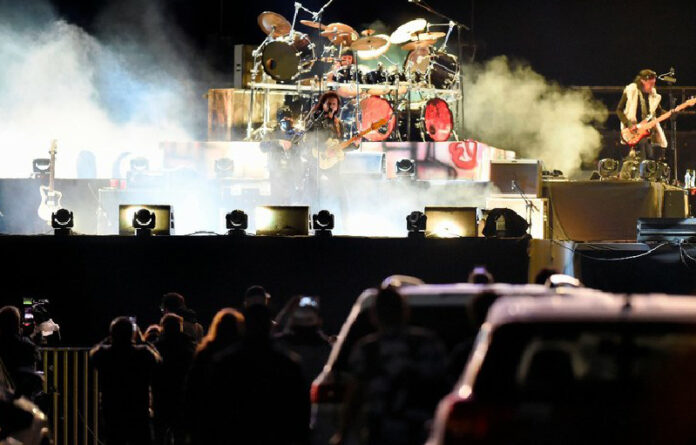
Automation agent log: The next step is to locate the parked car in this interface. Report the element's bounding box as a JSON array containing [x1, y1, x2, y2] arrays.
[[427, 293, 696, 445], [310, 282, 551, 445], [0, 384, 51, 445]]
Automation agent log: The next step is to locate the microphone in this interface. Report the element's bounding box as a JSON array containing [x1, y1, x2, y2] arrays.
[[658, 67, 677, 83]]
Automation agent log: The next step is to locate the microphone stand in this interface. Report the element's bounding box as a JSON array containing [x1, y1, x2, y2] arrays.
[[657, 68, 678, 184], [512, 179, 538, 236], [409, 0, 469, 137]]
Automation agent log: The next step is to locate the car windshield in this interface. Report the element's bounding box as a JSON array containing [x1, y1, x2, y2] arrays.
[[333, 304, 475, 371], [473, 322, 696, 403]]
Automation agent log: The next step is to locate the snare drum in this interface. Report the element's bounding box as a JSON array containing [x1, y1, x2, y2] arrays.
[[261, 33, 315, 82], [361, 67, 390, 96], [398, 98, 453, 142], [358, 96, 396, 142]]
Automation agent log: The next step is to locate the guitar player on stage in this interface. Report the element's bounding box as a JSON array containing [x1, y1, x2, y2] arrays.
[[616, 69, 669, 162]]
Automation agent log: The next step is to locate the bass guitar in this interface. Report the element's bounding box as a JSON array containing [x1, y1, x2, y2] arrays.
[[621, 96, 696, 146], [313, 117, 389, 170], [37, 140, 62, 223]]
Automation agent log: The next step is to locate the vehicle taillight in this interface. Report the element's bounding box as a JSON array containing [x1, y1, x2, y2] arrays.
[[443, 399, 490, 444], [310, 376, 343, 404]]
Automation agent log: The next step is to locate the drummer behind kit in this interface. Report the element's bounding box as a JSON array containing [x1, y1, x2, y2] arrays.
[[248, 9, 461, 143]]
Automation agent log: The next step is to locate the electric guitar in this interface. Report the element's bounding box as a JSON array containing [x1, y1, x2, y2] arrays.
[[621, 96, 696, 146], [313, 117, 389, 170], [37, 140, 63, 223]]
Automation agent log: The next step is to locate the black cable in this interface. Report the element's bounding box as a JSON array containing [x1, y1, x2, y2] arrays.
[[552, 239, 670, 262]]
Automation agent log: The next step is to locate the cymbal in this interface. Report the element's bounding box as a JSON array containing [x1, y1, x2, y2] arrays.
[[356, 33, 391, 60], [320, 22, 359, 46], [351, 35, 388, 51], [415, 32, 445, 41], [300, 20, 326, 30], [257, 11, 291, 37], [401, 39, 437, 51], [390, 18, 427, 44]]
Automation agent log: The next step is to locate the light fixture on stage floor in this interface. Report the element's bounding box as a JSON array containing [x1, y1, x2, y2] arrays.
[[312, 210, 334, 237], [639, 160, 658, 181], [51, 208, 73, 236], [215, 157, 235, 179], [424, 206, 478, 238], [657, 162, 671, 182], [619, 158, 639, 180], [406, 211, 427, 239], [32, 158, 50, 178], [255, 206, 309, 236], [226, 209, 248, 236], [118, 205, 174, 236], [395, 159, 416, 178]]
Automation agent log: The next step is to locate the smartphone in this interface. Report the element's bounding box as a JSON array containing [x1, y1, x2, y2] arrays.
[[128, 316, 137, 331], [299, 296, 319, 309], [22, 298, 34, 325]]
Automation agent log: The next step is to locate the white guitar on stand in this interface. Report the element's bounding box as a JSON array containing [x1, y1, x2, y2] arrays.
[[37, 140, 62, 223]]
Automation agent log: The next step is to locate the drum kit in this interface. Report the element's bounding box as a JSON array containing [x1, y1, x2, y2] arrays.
[[248, 9, 461, 143]]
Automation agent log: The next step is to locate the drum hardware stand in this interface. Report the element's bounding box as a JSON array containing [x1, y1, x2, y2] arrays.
[[246, 32, 276, 140], [512, 179, 538, 236], [409, 0, 469, 139]]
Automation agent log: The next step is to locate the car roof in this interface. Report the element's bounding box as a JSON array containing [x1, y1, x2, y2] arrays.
[[486, 293, 696, 326]]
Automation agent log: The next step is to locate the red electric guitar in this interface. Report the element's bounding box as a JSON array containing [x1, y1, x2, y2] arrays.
[[621, 96, 696, 146], [313, 117, 389, 170]]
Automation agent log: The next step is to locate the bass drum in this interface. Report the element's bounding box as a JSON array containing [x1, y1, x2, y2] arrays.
[[261, 33, 315, 82], [358, 96, 396, 142], [398, 98, 453, 142]]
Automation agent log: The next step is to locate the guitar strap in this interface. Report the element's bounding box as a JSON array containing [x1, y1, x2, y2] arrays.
[[638, 92, 648, 122]]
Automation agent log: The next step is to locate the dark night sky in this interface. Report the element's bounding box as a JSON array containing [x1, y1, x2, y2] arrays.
[[43, 0, 696, 86]]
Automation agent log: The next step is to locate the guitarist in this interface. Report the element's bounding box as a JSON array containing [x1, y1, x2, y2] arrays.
[[616, 69, 668, 162]]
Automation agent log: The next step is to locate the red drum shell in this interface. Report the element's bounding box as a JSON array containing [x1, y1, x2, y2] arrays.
[[358, 96, 395, 142], [423, 98, 453, 142]]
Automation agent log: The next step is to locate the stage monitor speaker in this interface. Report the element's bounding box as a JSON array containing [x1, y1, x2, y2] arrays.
[[637, 217, 696, 243], [486, 197, 549, 239], [424, 206, 478, 238], [255, 206, 309, 236], [489, 159, 542, 198], [339, 152, 385, 177]]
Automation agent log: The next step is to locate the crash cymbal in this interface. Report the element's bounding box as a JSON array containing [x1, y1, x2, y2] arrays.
[[300, 20, 326, 30], [414, 32, 445, 41], [401, 39, 437, 51], [320, 23, 359, 46], [351, 35, 388, 51], [257, 11, 291, 37], [361, 29, 376, 36], [390, 18, 427, 44], [356, 33, 391, 60]]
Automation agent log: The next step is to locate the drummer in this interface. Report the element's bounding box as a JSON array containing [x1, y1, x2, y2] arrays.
[[326, 49, 356, 81]]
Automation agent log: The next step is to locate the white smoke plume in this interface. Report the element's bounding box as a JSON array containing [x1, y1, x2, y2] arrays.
[[462, 56, 608, 176]]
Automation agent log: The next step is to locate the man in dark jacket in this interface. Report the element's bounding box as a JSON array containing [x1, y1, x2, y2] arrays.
[[0, 306, 40, 398]]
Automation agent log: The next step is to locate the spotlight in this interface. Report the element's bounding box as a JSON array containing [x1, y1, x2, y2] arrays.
[[657, 162, 671, 182], [118, 205, 174, 236], [133, 208, 156, 236], [312, 210, 334, 237], [639, 160, 658, 181], [597, 158, 619, 180], [225, 209, 248, 236], [619, 158, 640, 180], [51, 208, 73, 236], [395, 159, 416, 177], [255, 206, 309, 236], [406, 211, 427, 239], [424, 206, 478, 238], [215, 158, 235, 179], [32, 158, 50, 178]]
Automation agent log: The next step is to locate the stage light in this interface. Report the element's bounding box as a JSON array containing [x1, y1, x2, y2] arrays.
[[619, 158, 639, 180], [215, 157, 235, 179], [32, 158, 50, 177], [657, 162, 671, 182], [130, 157, 149, 172], [395, 159, 416, 177], [639, 160, 658, 181], [226, 209, 248, 236], [312, 210, 334, 236], [118, 205, 174, 236], [51, 208, 73, 236], [255, 206, 309, 236], [597, 158, 618, 179], [424, 206, 478, 238], [406, 211, 427, 238]]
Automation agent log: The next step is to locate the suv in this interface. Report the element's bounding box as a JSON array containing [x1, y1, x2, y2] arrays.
[[310, 282, 552, 445], [428, 293, 696, 445]]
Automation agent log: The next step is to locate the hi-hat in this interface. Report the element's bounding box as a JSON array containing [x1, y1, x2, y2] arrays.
[[320, 23, 359, 46], [351, 35, 388, 51], [257, 11, 291, 37], [390, 18, 427, 44], [300, 20, 326, 30]]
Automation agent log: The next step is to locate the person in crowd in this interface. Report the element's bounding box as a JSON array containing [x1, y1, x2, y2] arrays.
[[209, 305, 309, 444], [184, 308, 245, 445], [467, 265, 494, 284], [90, 316, 161, 445], [151, 314, 196, 445], [243, 285, 271, 308], [275, 296, 333, 384], [331, 286, 448, 445], [0, 306, 40, 398], [534, 267, 559, 285], [160, 292, 204, 343], [144, 324, 162, 344]]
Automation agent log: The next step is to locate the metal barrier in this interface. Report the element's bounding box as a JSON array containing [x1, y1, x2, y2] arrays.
[[39, 348, 99, 445]]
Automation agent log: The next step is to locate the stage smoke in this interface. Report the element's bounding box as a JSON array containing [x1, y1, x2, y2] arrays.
[[462, 56, 608, 177]]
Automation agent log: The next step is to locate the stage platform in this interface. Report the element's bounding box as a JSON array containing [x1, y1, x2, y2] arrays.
[[0, 234, 530, 345]]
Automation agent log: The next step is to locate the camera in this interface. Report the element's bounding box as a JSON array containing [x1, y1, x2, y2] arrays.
[[22, 298, 60, 345]]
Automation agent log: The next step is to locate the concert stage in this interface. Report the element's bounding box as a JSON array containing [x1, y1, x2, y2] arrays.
[[0, 234, 530, 345]]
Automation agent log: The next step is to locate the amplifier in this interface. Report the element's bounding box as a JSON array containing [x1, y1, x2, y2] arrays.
[[485, 197, 549, 239], [489, 159, 542, 198], [637, 218, 696, 243]]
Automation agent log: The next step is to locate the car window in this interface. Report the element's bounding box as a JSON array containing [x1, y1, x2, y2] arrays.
[[473, 322, 696, 402]]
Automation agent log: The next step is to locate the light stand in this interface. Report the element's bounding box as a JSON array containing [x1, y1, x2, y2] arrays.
[[409, 0, 470, 137]]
